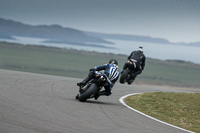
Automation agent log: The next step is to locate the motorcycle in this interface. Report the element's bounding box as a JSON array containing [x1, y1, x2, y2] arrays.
[[75, 72, 110, 102], [119, 59, 137, 84]]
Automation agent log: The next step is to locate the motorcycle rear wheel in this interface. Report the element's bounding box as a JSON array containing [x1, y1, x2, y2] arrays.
[[119, 69, 130, 84], [79, 83, 98, 102]]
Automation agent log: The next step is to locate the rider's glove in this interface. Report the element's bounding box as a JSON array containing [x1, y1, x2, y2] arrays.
[[90, 67, 97, 71], [89, 68, 95, 71], [89, 68, 94, 71]]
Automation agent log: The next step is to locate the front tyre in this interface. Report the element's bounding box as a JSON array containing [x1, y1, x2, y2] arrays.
[[119, 69, 130, 84], [79, 83, 98, 102]]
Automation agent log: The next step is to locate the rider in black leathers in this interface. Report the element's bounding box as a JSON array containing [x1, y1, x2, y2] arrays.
[[77, 59, 120, 100], [122, 46, 146, 84]]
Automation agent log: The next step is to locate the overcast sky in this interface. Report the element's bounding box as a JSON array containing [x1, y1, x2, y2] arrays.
[[1, 0, 200, 43]]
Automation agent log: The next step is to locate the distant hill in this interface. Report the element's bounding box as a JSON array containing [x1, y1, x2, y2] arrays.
[[0, 32, 15, 40], [0, 18, 199, 47], [85, 32, 200, 47], [85, 32, 171, 44], [0, 18, 113, 45]]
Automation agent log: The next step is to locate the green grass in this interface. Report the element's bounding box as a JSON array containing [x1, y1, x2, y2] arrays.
[[143, 59, 200, 87], [0, 41, 200, 88], [126, 92, 200, 133]]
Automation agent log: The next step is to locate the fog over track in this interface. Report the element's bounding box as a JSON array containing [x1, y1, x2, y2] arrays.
[[0, 69, 194, 133]]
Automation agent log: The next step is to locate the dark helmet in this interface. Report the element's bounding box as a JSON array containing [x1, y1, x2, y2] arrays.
[[138, 46, 143, 52], [109, 59, 118, 65]]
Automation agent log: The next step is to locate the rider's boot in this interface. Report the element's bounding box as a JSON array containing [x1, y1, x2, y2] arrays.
[[94, 91, 111, 100], [77, 76, 90, 86], [127, 74, 136, 85], [77, 71, 94, 86], [127, 79, 134, 85]]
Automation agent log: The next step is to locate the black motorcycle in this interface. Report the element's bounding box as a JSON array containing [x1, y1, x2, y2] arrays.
[[120, 59, 137, 84], [75, 73, 109, 102]]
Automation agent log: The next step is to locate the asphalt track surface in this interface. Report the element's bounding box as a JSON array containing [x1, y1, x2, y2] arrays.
[[0, 69, 195, 133]]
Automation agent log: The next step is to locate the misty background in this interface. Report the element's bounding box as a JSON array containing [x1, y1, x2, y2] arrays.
[[0, 0, 200, 63]]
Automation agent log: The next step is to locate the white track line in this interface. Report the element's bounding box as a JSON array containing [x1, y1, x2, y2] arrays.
[[119, 93, 195, 133]]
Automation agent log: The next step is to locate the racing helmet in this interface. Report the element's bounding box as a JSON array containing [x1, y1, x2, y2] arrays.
[[109, 59, 118, 65], [138, 46, 143, 52]]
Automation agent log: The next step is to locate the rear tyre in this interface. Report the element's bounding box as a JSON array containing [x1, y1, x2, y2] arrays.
[[79, 83, 98, 102], [119, 69, 130, 84], [75, 92, 80, 100]]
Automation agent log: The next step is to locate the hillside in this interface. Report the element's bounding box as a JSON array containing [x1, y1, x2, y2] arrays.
[[1, 18, 200, 47], [86, 32, 171, 44], [0, 18, 113, 45], [86, 32, 200, 47]]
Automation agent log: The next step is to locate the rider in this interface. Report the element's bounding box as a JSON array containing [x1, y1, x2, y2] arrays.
[[77, 59, 120, 100], [122, 46, 146, 84]]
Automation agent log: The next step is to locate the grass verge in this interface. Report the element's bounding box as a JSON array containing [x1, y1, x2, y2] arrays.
[[125, 92, 200, 133]]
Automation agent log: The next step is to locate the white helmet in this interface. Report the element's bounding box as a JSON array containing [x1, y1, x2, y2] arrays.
[[138, 46, 143, 52]]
